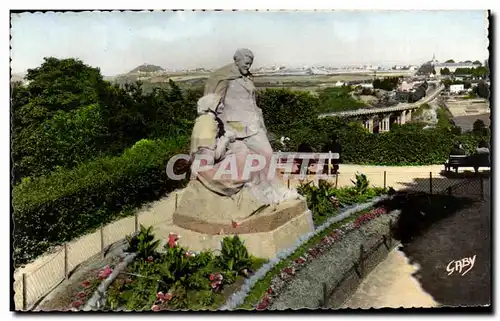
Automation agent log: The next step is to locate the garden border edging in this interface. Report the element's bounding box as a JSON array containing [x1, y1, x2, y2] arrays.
[[267, 209, 401, 310]]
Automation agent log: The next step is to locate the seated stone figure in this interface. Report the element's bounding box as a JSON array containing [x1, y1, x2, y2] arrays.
[[202, 48, 300, 204], [172, 67, 313, 256]]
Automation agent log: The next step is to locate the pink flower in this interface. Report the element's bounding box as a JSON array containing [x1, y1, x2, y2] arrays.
[[209, 273, 216, 281], [211, 281, 220, 289], [76, 291, 86, 299], [71, 300, 83, 308], [98, 266, 113, 280], [283, 267, 294, 275], [164, 292, 173, 301], [184, 251, 196, 258], [295, 257, 306, 264], [156, 291, 165, 300], [168, 233, 179, 248], [147, 256, 154, 262], [267, 288, 273, 294], [256, 296, 271, 310], [151, 304, 160, 311], [81, 280, 90, 288]]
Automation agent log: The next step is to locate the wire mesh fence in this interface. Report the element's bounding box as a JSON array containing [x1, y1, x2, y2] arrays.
[[13, 170, 488, 311], [13, 191, 180, 311]]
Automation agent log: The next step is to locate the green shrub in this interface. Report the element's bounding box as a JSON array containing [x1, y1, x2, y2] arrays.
[[126, 225, 160, 260], [216, 236, 253, 276], [12, 136, 189, 267], [106, 228, 263, 311], [297, 176, 387, 226]]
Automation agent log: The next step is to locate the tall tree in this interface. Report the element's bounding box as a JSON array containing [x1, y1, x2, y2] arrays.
[[12, 57, 108, 181]]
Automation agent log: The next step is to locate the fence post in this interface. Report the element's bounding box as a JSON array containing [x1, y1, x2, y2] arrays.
[[335, 173, 339, 189], [480, 177, 484, 200], [134, 212, 139, 233], [175, 193, 178, 210], [287, 178, 290, 189], [22, 273, 27, 311], [100, 226, 104, 258], [383, 171, 387, 189], [328, 151, 332, 177], [447, 186, 452, 196], [388, 219, 393, 248], [359, 244, 365, 278], [64, 244, 68, 280], [429, 172, 433, 194]]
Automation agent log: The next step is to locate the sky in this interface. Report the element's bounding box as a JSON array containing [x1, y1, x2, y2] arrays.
[[10, 10, 489, 76]]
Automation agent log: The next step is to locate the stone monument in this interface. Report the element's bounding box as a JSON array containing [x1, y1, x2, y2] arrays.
[[171, 49, 314, 259]]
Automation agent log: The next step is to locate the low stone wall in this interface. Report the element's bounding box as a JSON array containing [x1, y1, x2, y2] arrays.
[[269, 211, 400, 310]]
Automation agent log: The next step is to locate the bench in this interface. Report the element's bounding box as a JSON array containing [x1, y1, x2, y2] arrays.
[[444, 154, 490, 173], [275, 152, 340, 175]]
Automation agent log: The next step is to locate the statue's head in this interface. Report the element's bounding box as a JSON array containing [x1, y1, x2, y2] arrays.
[[233, 48, 254, 75]]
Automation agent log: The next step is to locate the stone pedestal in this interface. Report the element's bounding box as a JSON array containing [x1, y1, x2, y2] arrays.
[[170, 180, 314, 259]]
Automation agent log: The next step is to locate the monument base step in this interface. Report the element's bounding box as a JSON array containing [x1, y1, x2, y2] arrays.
[[156, 209, 314, 260]]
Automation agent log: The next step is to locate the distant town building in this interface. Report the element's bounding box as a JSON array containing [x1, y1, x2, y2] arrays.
[[450, 84, 465, 94], [399, 81, 413, 92]]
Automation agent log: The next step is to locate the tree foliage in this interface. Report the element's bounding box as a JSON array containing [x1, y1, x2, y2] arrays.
[[454, 67, 489, 78], [473, 81, 490, 99], [11, 57, 198, 183], [373, 77, 400, 91], [440, 67, 451, 75]]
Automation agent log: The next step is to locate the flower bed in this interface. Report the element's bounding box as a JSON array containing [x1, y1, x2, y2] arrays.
[[67, 264, 115, 310], [80, 226, 267, 311], [297, 174, 390, 227]]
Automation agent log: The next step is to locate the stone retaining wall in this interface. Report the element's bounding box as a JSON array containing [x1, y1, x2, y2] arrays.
[[269, 211, 400, 310]]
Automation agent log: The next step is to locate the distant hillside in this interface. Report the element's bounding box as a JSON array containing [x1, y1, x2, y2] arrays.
[[128, 64, 165, 74]]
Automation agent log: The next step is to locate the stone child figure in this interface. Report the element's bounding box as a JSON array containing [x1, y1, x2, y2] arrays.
[[189, 93, 248, 196]]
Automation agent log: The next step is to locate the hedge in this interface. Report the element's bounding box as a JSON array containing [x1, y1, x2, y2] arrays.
[[273, 117, 487, 165], [12, 136, 189, 267], [256, 87, 489, 165]]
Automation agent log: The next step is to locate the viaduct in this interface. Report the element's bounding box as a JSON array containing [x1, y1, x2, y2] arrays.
[[318, 84, 445, 133]]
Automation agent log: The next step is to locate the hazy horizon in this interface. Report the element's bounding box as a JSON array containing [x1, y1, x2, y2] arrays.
[[10, 10, 489, 76]]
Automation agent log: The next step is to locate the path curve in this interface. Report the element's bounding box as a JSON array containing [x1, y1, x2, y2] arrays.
[[342, 247, 439, 309]]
